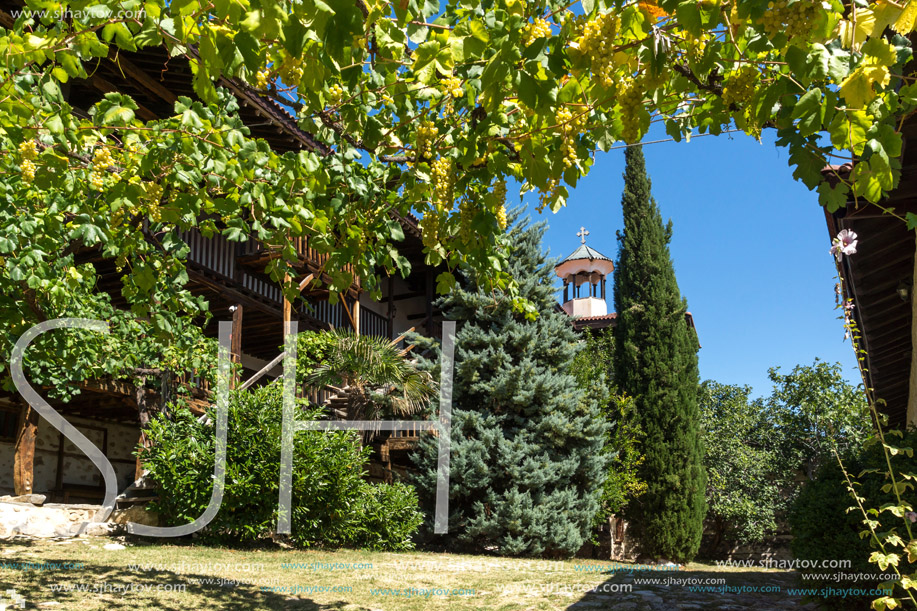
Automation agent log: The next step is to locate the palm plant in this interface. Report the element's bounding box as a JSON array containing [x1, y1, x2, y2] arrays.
[[304, 329, 436, 422]]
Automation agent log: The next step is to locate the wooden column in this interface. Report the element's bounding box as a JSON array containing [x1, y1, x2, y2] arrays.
[[231, 305, 243, 361], [387, 276, 395, 340], [908, 234, 917, 427], [352, 297, 361, 336], [230, 304, 243, 388], [13, 404, 39, 495], [134, 375, 151, 481], [283, 274, 292, 325], [425, 270, 434, 336]]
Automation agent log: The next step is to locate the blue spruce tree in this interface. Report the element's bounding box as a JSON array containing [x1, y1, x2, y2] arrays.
[[413, 213, 608, 557]]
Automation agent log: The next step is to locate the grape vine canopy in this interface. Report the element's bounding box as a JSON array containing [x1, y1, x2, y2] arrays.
[[1, 0, 914, 386]]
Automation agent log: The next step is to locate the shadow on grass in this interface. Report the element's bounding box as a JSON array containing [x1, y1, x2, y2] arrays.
[[567, 567, 828, 610], [0, 539, 369, 611]]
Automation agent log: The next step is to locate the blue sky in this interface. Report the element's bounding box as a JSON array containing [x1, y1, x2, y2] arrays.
[[520, 125, 860, 399]]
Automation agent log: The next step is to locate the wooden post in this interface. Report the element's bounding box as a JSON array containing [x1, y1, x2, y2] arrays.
[[339, 295, 358, 331], [908, 234, 917, 427], [353, 297, 361, 336], [230, 304, 243, 388], [13, 405, 39, 495], [425, 270, 434, 336], [134, 375, 151, 481], [387, 276, 395, 340], [283, 274, 292, 325]]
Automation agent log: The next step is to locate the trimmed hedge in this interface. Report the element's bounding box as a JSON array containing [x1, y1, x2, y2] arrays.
[[142, 382, 422, 550]]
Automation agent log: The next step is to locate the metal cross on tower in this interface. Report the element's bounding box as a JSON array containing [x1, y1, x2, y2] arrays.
[[577, 227, 589, 244]]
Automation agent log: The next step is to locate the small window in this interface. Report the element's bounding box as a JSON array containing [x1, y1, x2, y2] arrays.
[[0, 408, 19, 442]]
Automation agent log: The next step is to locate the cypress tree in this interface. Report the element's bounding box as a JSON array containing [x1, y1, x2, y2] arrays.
[[412, 213, 608, 557], [613, 146, 706, 563]]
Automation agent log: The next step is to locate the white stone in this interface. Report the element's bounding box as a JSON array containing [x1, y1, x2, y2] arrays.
[[561, 296, 608, 317], [103, 543, 125, 550]]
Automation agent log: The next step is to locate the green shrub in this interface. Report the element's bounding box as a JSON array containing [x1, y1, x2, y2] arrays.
[[141, 381, 422, 550], [789, 430, 917, 600]]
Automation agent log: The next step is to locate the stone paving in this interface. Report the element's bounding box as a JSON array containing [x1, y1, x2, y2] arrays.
[[568, 569, 829, 610]]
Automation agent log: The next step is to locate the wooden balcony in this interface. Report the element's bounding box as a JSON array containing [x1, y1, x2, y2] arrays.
[[237, 236, 360, 295]]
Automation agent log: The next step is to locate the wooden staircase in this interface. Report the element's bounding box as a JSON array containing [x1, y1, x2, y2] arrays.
[[316, 388, 428, 484]]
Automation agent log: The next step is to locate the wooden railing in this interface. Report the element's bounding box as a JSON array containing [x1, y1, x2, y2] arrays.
[[242, 236, 357, 284], [360, 307, 388, 339]]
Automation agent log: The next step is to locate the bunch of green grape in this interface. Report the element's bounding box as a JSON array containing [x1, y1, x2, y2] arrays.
[[459, 197, 477, 241], [759, 0, 818, 39], [579, 12, 619, 89], [722, 66, 758, 108], [555, 105, 588, 169], [494, 179, 508, 230], [618, 79, 645, 144], [415, 120, 438, 159], [523, 17, 552, 46], [431, 157, 455, 211], [89, 147, 114, 191]]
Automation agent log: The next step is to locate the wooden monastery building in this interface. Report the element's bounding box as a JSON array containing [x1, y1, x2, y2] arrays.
[[0, 10, 444, 501]]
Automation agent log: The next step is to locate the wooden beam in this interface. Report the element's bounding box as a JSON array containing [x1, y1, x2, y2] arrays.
[[239, 351, 286, 391], [339, 295, 357, 331], [86, 74, 158, 121], [297, 273, 315, 292], [13, 405, 39, 495], [111, 54, 179, 106], [188, 271, 285, 319], [389, 290, 425, 301], [389, 327, 416, 347]]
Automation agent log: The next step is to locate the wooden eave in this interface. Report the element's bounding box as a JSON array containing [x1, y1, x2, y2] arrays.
[[824, 117, 917, 427]]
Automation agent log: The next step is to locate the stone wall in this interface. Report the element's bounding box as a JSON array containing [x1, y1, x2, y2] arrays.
[[697, 520, 793, 562], [0, 498, 159, 538], [0, 409, 139, 497], [578, 516, 792, 562], [576, 516, 642, 561]]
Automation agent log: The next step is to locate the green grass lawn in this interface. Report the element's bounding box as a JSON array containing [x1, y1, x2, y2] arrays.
[[0, 538, 805, 610]]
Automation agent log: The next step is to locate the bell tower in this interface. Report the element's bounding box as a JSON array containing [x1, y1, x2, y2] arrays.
[[555, 227, 614, 317]]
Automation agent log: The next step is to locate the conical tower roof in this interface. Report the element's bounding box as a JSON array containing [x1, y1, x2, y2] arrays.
[[561, 243, 612, 263]]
